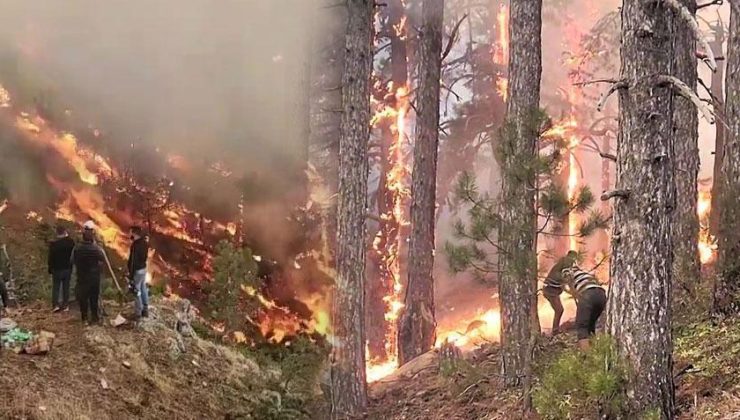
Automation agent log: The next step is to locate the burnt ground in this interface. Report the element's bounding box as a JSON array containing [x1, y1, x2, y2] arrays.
[[367, 316, 740, 420], [0, 300, 295, 420]]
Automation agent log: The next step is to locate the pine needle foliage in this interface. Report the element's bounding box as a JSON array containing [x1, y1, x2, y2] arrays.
[[208, 240, 261, 331], [533, 335, 627, 419], [446, 110, 609, 280]]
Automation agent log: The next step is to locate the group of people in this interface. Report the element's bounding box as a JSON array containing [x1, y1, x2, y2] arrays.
[[542, 250, 607, 350], [46, 221, 150, 325]]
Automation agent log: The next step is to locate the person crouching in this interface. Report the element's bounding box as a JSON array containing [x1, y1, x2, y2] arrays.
[[73, 222, 105, 325], [561, 266, 607, 351]]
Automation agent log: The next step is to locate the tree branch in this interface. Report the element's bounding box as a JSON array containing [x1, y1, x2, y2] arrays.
[[697, 0, 723, 10], [441, 14, 468, 62], [663, 0, 718, 72], [597, 80, 629, 112], [655, 75, 716, 123], [600, 152, 617, 162], [601, 189, 631, 201]]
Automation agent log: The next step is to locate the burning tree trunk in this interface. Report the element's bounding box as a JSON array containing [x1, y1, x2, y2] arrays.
[[366, 0, 410, 362], [330, 0, 374, 417], [606, 0, 676, 416], [713, 2, 740, 316], [397, 0, 443, 366], [672, 0, 700, 289], [709, 22, 726, 239], [498, 0, 541, 389]]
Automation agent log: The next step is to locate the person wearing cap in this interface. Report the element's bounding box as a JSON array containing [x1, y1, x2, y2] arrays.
[[48, 225, 75, 312], [72, 221, 105, 325], [127, 226, 150, 318]]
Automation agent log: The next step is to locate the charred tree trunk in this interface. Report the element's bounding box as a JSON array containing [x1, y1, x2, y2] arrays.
[[672, 0, 700, 291], [397, 0, 443, 366], [330, 0, 374, 417], [713, 2, 740, 316], [606, 1, 676, 417], [709, 24, 727, 239], [499, 0, 541, 390]]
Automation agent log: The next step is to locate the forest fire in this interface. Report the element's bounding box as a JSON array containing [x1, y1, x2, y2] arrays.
[[367, 83, 411, 378], [698, 189, 717, 264], [494, 4, 509, 100]]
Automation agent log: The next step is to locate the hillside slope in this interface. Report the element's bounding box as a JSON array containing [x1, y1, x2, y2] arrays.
[[0, 299, 314, 420]]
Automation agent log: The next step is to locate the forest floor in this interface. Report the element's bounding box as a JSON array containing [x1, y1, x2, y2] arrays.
[[0, 299, 309, 420], [367, 312, 740, 420]]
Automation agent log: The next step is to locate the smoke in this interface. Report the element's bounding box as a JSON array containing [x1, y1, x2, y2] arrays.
[[0, 0, 314, 178]]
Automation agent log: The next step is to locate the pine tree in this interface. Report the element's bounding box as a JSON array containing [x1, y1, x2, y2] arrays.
[[605, 0, 678, 415], [672, 0, 700, 291], [330, 0, 374, 417], [713, 1, 740, 316], [397, 0, 444, 366], [498, 0, 542, 389]]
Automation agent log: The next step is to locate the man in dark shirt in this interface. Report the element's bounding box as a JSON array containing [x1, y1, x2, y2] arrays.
[[127, 226, 150, 318], [542, 250, 578, 335], [73, 222, 105, 324], [48, 225, 75, 312]]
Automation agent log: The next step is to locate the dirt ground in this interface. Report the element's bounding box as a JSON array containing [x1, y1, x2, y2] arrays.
[[0, 300, 275, 420]]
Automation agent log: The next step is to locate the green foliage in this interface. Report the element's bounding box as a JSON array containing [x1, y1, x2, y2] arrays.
[[445, 109, 609, 279], [533, 335, 627, 419], [208, 240, 260, 330]]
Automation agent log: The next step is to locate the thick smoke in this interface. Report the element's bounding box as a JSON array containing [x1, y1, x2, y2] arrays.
[[0, 0, 313, 176]]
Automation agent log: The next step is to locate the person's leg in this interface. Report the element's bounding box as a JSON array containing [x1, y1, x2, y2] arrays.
[[61, 269, 71, 310], [134, 269, 148, 317], [575, 293, 594, 351], [77, 280, 89, 322], [140, 273, 149, 316], [89, 278, 100, 323], [544, 290, 564, 334], [587, 289, 608, 336], [0, 276, 8, 311], [51, 271, 61, 309]]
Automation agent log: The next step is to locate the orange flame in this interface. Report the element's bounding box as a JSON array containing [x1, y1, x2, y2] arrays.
[[698, 189, 717, 264]]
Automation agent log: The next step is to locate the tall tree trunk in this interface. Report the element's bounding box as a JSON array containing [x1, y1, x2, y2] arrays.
[[672, 0, 700, 291], [499, 0, 541, 390], [709, 24, 726, 239], [330, 0, 374, 417], [366, 0, 409, 362], [397, 0, 443, 366], [713, 1, 740, 316], [606, 0, 675, 416], [309, 0, 346, 254]]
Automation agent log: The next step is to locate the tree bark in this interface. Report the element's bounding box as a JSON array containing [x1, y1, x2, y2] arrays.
[[671, 0, 700, 290], [713, 1, 740, 316], [330, 0, 374, 417], [397, 0, 443, 366], [499, 0, 541, 389], [606, 1, 676, 417], [709, 24, 726, 239]]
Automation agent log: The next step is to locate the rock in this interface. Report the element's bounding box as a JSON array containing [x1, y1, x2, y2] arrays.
[[100, 379, 109, 390], [175, 299, 196, 338], [23, 331, 55, 355], [0, 318, 16, 333], [122, 361, 131, 369], [111, 314, 127, 327]]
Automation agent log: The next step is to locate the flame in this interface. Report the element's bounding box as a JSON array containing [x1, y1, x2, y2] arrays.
[[367, 83, 412, 378], [494, 5, 509, 66], [0, 85, 10, 108], [698, 189, 717, 264]]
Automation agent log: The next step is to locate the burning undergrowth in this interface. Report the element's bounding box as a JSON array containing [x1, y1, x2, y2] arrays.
[[0, 79, 332, 347]]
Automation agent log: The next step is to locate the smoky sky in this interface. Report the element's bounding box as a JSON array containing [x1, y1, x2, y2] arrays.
[[0, 0, 314, 172]]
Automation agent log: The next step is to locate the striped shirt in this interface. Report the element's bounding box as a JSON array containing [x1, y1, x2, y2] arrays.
[[568, 267, 604, 295]]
